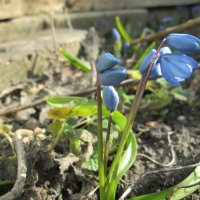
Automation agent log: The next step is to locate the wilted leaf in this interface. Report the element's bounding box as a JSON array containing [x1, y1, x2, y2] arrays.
[[48, 107, 71, 120]]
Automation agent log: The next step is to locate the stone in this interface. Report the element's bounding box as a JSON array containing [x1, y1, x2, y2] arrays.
[[0, 0, 65, 20], [0, 29, 87, 91]]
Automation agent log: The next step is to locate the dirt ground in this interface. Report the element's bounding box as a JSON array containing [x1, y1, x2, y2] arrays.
[[0, 65, 200, 200]]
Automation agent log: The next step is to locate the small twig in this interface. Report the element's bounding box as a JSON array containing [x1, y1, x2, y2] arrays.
[[0, 83, 25, 99], [138, 131, 176, 167], [0, 79, 139, 116], [87, 186, 99, 197], [0, 131, 27, 200], [132, 17, 200, 44]]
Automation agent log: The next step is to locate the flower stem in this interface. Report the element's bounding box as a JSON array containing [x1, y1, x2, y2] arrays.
[[96, 78, 105, 199], [104, 112, 113, 175], [106, 39, 166, 190]]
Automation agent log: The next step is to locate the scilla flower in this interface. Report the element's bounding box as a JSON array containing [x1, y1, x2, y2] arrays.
[[103, 86, 119, 112], [99, 66, 127, 86], [139, 49, 156, 75], [160, 53, 198, 86], [166, 33, 200, 54], [97, 52, 127, 86], [96, 52, 121, 72]]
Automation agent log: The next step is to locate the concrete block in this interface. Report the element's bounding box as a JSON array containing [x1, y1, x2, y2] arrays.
[[69, 0, 200, 11], [0, 0, 65, 20], [0, 29, 87, 91], [0, 9, 147, 43]]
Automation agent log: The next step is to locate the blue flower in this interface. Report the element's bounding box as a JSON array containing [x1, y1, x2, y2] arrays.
[[160, 53, 198, 86], [139, 49, 156, 75], [103, 86, 119, 112], [112, 28, 120, 41], [96, 52, 121, 72], [166, 33, 200, 54], [159, 46, 172, 56], [149, 63, 162, 79], [99, 66, 127, 86]]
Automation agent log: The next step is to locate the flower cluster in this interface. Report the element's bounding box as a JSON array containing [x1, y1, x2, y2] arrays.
[[140, 33, 200, 87], [96, 53, 127, 112]]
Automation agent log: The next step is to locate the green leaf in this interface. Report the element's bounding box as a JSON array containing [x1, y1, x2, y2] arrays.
[[103, 108, 137, 184], [128, 163, 200, 200], [46, 96, 88, 107], [114, 39, 122, 58], [83, 152, 98, 171], [71, 101, 97, 117], [115, 16, 132, 43], [60, 48, 91, 72], [132, 42, 156, 71], [48, 119, 65, 139], [170, 88, 187, 102]]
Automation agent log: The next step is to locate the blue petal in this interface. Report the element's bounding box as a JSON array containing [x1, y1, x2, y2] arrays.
[[161, 54, 194, 79], [96, 52, 121, 72], [99, 66, 127, 86], [139, 49, 156, 75], [159, 47, 171, 56], [166, 33, 200, 54], [160, 59, 182, 86], [103, 86, 119, 112], [149, 63, 162, 79]]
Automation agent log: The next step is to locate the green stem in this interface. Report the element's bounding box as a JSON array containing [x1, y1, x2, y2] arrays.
[[104, 112, 113, 175], [106, 39, 166, 193], [96, 80, 105, 199]]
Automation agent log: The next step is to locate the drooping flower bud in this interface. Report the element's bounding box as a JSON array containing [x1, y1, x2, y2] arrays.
[[112, 28, 120, 41], [139, 49, 156, 75], [99, 66, 127, 86], [96, 52, 121, 73], [166, 33, 200, 54], [103, 86, 119, 112]]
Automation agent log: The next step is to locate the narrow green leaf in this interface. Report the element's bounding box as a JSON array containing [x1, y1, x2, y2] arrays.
[[46, 96, 88, 107], [115, 16, 132, 43], [128, 163, 200, 200], [60, 48, 91, 72], [132, 42, 156, 71], [114, 39, 122, 58], [103, 108, 137, 185]]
